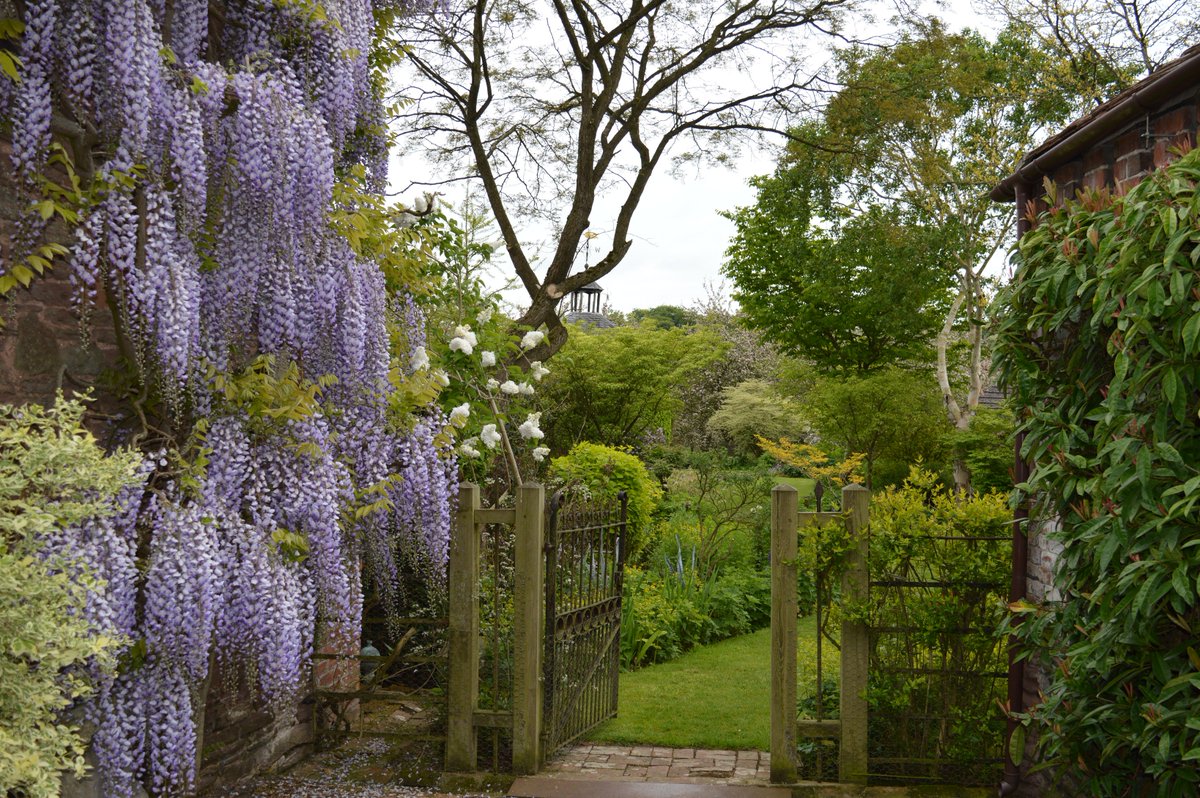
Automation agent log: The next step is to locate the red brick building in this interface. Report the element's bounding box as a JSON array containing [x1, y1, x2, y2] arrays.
[[992, 43, 1200, 797]]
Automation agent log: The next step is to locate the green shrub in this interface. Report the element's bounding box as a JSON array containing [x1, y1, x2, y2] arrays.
[[549, 442, 662, 558], [0, 396, 142, 797], [992, 148, 1200, 794], [619, 563, 771, 669], [646, 511, 757, 577], [947, 405, 1016, 495], [657, 452, 773, 574], [864, 469, 1011, 781]]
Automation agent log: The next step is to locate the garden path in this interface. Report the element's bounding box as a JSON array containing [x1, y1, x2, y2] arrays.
[[508, 745, 788, 798], [538, 744, 771, 783]]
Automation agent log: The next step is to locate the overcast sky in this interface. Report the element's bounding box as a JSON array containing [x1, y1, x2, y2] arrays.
[[389, 0, 999, 315]]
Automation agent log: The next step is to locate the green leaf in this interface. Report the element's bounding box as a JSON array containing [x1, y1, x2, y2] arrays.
[[12, 264, 33, 287], [1173, 563, 1192, 601], [1163, 369, 1181, 407], [0, 50, 20, 82], [1182, 313, 1200, 355]]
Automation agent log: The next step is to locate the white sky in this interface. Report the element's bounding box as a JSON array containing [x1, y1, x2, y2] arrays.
[[389, 1, 1000, 315]]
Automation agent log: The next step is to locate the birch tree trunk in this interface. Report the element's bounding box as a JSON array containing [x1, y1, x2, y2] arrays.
[[936, 261, 985, 493]]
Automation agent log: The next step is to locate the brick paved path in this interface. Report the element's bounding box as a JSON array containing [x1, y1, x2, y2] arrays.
[[540, 745, 772, 785]]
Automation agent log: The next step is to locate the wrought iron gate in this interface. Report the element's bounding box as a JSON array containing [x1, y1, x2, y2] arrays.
[[542, 490, 627, 758]]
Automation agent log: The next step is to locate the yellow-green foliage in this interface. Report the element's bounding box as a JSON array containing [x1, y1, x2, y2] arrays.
[[756, 435, 866, 489], [0, 396, 142, 796], [859, 467, 1011, 773], [549, 442, 662, 558]]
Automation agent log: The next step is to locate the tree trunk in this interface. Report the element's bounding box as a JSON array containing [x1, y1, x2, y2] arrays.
[[937, 265, 984, 495]]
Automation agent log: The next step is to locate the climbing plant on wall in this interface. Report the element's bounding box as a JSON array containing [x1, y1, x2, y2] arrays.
[[0, 1, 455, 795], [992, 147, 1200, 795]]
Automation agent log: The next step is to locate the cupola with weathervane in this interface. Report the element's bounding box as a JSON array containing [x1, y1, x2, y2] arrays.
[[561, 232, 616, 328]]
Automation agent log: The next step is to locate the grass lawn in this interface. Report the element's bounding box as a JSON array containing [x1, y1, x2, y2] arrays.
[[772, 475, 816, 497], [588, 615, 823, 751]]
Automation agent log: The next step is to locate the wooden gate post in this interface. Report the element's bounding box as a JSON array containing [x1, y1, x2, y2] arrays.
[[447, 483, 481, 772], [770, 484, 799, 783], [839, 484, 870, 784], [512, 483, 546, 774]]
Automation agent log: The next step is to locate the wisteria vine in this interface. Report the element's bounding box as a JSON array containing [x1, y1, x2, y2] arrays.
[[3, 1, 455, 795]]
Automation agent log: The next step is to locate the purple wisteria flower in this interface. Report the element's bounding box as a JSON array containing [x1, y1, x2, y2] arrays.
[[6, 1, 459, 793]]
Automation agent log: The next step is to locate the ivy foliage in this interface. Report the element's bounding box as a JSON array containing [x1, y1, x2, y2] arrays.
[[0, 396, 143, 797], [992, 147, 1200, 794]]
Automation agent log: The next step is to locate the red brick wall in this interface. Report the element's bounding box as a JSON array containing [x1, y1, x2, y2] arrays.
[[1043, 97, 1197, 205]]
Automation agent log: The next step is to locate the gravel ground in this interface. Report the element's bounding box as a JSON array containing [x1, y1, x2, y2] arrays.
[[223, 738, 506, 798]]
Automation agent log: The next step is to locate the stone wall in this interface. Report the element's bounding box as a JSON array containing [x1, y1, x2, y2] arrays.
[[196, 666, 316, 794]]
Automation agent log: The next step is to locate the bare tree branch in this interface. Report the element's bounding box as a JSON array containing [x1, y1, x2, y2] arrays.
[[389, 0, 853, 357]]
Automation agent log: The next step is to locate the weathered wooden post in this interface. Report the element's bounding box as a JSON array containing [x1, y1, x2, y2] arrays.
[[512, 483, 546, 774], [839, 483, 870, 784], [446, 483, 481, 772], [770, 484, 799, 783]]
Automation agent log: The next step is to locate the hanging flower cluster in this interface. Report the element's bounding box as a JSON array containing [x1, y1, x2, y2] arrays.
[[3, 1, 455, 795]]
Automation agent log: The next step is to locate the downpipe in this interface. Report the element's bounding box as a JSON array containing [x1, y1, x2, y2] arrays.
[[1000, 429, 1031, 797]]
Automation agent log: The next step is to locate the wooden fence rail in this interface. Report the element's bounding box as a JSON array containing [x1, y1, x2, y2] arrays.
[[770, 483, 870, 784]]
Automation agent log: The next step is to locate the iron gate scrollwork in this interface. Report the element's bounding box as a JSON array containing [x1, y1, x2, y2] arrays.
[[543, 490, 627, 758]]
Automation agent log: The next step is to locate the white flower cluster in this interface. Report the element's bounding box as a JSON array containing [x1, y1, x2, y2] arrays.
[[439, 323, 554, 466], [518, 412, 544, 440], [480, 424, 502, 448], [448, 325, 478, 355], [411, 346, 430, 372]]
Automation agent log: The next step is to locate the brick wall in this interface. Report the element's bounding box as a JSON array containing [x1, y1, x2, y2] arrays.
[[1042, 97, 1197, 206], [0, 138, 121, 412]]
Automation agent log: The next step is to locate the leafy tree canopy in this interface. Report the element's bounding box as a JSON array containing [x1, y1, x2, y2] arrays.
[[706, 379, 805, 458], [539, 325, 725, 451], [671, 295, 781, 451], [797, 366, 951, 488], [628, 305, 699, 330], [727, 19, 1080, 488], [724, 171, 957, 374]]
